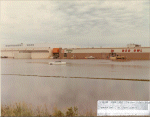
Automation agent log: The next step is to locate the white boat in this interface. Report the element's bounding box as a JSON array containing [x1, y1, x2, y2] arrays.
[[85, 56, 95, 59], [49, 61, 66, 65]]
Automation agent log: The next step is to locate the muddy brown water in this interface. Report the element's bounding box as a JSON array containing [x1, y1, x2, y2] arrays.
[[1, 59, 150, 114]]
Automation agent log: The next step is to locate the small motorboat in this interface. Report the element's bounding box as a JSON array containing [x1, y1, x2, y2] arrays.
[[49, 61, 66, 65], [85, 56, 95, 59]]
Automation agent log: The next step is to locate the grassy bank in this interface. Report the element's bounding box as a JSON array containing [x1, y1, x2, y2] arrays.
[[1, 102, 96, 116]]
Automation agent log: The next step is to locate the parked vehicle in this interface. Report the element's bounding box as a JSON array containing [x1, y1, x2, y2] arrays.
[[1, 56, 8, 58], [110, 56, 127, 60], [49, 61, 66, 65], [85, 56, 95, 59]]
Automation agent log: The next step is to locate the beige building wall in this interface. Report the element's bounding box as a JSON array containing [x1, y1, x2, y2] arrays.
[[142, 48, 150, 52], [30, 47, 52, 59], [1, 51, 15, 58], [31, 52, 50, 59], [14, 52, 31, 59], [64, 48, 111, 53], [1, 47, 53, 59]]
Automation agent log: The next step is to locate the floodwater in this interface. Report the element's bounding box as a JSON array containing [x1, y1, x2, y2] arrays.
[[1, 59, 150, 114]]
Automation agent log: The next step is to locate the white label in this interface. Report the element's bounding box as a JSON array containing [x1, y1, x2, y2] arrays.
[[97, 100, 150, 116]]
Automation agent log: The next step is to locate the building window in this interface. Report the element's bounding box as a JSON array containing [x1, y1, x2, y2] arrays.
[[27, 44, 34, 46], [64, 53, 67, 57]]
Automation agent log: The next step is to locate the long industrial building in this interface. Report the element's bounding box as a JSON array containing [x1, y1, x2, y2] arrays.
[[59, 44, 150, 60], [0, 43, 79, 59], [1, 43, 150, 60]]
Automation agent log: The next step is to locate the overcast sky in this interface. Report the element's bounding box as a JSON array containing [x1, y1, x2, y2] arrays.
[[1, 0, 149, 47]]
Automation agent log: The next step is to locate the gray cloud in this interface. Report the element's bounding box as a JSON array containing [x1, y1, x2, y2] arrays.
[[1, 0, 149, 47]]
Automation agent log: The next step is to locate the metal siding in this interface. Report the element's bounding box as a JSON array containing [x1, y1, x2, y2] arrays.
[[31, 53, 50, 59], [14, 52, 31, 59]]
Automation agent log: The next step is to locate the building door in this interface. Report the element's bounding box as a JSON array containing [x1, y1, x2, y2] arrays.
[[64, 53, 67, 57], [109, 53, 116, 57], [102, 53, 106, 59]]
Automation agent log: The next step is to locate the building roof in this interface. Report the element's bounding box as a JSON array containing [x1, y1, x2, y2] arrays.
[[1, 43, 80, 49]]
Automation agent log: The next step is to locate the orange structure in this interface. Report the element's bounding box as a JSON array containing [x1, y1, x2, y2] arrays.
[[53, 48, 59, 53]]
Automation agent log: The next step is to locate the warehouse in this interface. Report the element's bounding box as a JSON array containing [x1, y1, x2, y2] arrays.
[[59, 44, 150, 60], [1, 43, 79, 59], [1, 43, 150, 60]]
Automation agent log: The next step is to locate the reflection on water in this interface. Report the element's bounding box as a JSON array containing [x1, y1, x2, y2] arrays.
[[1, 59, 150, 114]]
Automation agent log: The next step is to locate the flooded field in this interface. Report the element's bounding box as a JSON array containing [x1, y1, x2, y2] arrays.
[[1, 59, 150, 114]]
